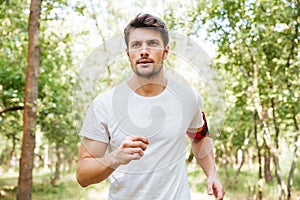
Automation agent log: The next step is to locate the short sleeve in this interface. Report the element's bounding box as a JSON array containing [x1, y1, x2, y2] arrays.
[[188, 89, 204, 130], [79, 99, 110, 143]]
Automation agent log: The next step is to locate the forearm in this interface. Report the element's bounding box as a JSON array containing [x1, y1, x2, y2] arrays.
[[76, 151, 120, 187], [76, 136, 149, 187], [192, 137, 225, 199], [191, 137, 217, 178]]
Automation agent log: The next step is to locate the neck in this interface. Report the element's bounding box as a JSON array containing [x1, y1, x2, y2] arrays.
[[127, 74, 167, 97]]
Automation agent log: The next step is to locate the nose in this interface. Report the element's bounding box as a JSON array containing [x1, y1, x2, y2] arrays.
[[140, 45, 149, 57]]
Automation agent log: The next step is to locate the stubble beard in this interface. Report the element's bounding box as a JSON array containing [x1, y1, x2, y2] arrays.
[[132, 63, 163, 78], [131, 53, 165, 79]]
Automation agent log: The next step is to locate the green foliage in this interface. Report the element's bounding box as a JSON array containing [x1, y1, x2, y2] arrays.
[[0, 0, 80, 173], [1, 0, 299, 198], [163, 1, 299, 198], [0, 0, 29, 168], [0, 0, 28, 108], [188, 0, 299, 198]]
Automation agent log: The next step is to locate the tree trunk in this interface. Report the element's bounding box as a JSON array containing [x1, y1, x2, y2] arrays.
[[249, 47, 287, 199], [287, 110, 299, 200], [254, 111, 263, 200], [250, 51, 263, 200], [262, 107, 273, 183], [17, 0, 41, 199], [270, 96, 286, 198], [271, 98, 280, 149], [264, 149, 273, 183], [49, 143, 54, 174], [221, 145, 230, 182], [286, 10, 299, 199], [51, 143, 61, 186], [284, 5, 300, 200], [234, 128, 250, 183], [9, 135, 18, 170], [186, 148, 194, 163], [273, 154, 287, 200], [68, 158, 73, 172]]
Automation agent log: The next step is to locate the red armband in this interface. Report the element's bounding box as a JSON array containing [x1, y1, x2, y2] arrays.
[[186, 112, 209, 139]]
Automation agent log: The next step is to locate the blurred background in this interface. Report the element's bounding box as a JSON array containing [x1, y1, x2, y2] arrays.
[[0, 0, 299, 199]]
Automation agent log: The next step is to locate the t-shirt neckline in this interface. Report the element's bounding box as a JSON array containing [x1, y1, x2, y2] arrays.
[[124, 78, 170, 100]]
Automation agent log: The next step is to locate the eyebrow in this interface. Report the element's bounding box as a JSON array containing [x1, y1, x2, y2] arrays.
[[130, 39, 161, 44]]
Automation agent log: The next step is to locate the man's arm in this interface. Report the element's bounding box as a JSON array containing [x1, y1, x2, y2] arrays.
[[76, 136, 149, 187], [76, 138, 116, 187], [191, 137, 225, 200]]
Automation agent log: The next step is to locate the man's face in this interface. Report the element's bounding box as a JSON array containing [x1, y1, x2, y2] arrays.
[[126, 28, 169, 78]]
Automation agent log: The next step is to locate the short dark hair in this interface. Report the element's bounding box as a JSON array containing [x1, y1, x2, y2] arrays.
[[124, 13, 169, 48]]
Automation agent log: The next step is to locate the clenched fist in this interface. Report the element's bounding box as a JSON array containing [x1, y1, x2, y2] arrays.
[[111, 136, 150, 165]]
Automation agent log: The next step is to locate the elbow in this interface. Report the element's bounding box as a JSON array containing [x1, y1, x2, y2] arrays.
[[76, 159, 91, 187], [77, 179, 89, 188], [76, 170, 89, 187], [76, 168, 106, 187]]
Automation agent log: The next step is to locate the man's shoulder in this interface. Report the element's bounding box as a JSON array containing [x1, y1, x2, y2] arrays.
[[167, 77, 198, 95], [94, 87, 114, 102], [166, 77, 202, 109], [93, 82, 128, 104]]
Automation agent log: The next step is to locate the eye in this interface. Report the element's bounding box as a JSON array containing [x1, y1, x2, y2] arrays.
[[131, 42, 141, 48], [149, 40, 159, 46]]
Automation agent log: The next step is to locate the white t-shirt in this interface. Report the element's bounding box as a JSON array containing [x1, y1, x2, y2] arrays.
[[80, 78, 204, 200]]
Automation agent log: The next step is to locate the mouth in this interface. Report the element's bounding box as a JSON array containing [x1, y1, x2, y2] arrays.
[[137, 58, 153, 65]]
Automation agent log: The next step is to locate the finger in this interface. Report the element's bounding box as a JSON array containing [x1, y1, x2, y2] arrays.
[[133, 141, 148, 151], [122, 139, 149, 150], [125, 148, 144, 156], [122, 141, 148, 151], [131, 136, 150, 144], [122, 152, 142, 161], [130, 153, 142, 160], [206, 180, 213, 196], [215, 187, 225, 200], [211, 182, 224, 200]]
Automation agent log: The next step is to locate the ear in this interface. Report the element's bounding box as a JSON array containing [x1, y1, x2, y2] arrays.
[[163, 45, 169, 60], [126, 48, 130, 60]]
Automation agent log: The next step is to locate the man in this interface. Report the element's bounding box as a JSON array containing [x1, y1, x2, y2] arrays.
[[76, 13, 225, 200]]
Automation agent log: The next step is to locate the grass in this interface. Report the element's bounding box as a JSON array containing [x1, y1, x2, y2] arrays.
[[1, 165, 300, 200], [187, 162, 300, 200], [0, 170, 109, 200]]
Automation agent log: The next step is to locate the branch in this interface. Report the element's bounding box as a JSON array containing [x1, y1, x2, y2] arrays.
[[0, 106, 23, 115], [285, 20, 298, 69]]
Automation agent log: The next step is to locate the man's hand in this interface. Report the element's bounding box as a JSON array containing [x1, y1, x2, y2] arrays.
[[111, 136, 150, 165], [207, 176, 225, 200]]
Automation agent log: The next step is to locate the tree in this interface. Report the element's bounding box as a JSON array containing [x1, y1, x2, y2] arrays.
[[17, 0, 41, 199], [1, 0, 84, 183], [191, 0, 299, 199], [0, 0, 29, 170]]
